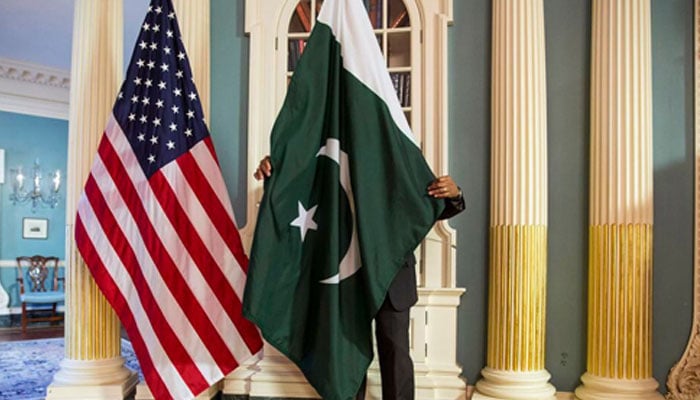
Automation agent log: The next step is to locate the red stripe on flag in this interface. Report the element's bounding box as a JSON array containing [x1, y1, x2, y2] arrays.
[[177, 139, 248, 271], [82, 173, 210, 393], [75, 215, 175, 400], [148, 170, 262, 352], [95, 139, 241, 371], [204, 135, 220, 165]]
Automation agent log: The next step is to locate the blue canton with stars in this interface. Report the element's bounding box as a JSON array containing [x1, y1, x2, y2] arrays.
[[113, 0, 209, 178]]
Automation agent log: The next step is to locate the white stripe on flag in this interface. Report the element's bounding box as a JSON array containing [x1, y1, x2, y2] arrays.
[[88, 149, 225, 381], [104, 116, 253, 362], [159, 152, 246, 300], [77, 199, 195, 400], [189, 142, 237, 224]]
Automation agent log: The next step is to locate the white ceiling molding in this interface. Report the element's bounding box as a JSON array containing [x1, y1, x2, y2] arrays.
[[0, 57, 70, 120]]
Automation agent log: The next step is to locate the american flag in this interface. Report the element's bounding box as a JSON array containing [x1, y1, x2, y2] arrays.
[[74, 1, 262, 398]]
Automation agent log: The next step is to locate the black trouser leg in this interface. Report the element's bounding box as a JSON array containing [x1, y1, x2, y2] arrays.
[[374, 297, 414, 400]]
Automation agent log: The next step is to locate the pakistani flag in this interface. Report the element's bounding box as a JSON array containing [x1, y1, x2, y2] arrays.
[[242, 0, 445, 399]]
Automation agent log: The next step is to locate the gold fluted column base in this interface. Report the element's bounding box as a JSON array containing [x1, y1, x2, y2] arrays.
[[474, 226, 554, 400], [577, 224, 661, 400]]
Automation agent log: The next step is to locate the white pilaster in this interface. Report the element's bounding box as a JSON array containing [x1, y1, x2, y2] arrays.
[[172, 0, 210, 119], [47, 1, 138, 399]]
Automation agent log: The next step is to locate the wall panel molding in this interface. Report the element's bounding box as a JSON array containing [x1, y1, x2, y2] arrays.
[[0, 58, 70, 120]]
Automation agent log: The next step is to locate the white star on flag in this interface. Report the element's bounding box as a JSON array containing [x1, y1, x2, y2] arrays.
[[290, 201, 318, 242]]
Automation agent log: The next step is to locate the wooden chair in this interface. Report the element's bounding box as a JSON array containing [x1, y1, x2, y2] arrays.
[[16, 255, 64, 332]]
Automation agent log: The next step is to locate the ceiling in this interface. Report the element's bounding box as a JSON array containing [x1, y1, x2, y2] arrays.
[[0, 0, 151, 71]]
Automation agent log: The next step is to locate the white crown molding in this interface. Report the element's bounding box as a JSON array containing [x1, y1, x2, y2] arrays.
[[0, 57, 70, 120]]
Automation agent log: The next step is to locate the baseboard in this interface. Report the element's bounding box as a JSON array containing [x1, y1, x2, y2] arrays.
[[218, 388, 577, 400], [0, 311, 64, 328]]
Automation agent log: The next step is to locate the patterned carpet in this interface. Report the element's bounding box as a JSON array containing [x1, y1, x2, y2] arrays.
[[0, 338, 141, 400]]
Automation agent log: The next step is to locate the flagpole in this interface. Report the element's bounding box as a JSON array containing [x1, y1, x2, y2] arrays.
[[48, 1, 138, 398]]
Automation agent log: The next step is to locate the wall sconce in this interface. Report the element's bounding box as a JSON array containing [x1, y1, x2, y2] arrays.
[[9, 159, 61, 212]]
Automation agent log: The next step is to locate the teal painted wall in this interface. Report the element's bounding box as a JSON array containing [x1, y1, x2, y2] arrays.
[[211, 0, 249, 225], [543, 0, 590, 390], [448, 0, 490, 389], [0, 111, 68, 308], [651, 0, 694, 388]]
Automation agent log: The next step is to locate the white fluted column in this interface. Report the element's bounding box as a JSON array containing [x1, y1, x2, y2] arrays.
[[473, 1, 554, 399], [575, 1, 662, 399], [47, 1, 138, 399], [172, 0, 210, 118]]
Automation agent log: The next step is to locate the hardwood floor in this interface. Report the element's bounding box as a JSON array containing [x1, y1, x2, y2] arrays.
[[0, 324, 64, 342]]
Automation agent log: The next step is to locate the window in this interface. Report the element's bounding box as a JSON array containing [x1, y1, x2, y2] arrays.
[[286, 0, 414, 125]]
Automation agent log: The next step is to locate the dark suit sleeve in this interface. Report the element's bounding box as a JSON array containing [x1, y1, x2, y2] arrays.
[[438, 194, 465, 220]]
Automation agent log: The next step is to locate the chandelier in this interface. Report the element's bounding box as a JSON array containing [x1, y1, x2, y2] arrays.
[[9, 159, 61, 212]]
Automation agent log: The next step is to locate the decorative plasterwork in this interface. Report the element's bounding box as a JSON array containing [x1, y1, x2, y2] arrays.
[[0, 57, 70, 120], [666, 1, 700, 398]]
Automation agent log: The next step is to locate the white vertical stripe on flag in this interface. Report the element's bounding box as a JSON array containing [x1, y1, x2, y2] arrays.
[[317, 0, 415, 145], [77, 199, 196, 400]]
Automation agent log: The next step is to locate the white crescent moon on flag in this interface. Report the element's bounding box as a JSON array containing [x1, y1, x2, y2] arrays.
[[317, 138, 361, 284]]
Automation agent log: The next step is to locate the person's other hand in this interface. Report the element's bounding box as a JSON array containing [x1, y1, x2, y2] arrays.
[[253, 156, 272, 181], [427, 175, 460, 199]]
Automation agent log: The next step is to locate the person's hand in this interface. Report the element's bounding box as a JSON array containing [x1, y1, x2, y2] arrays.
[[253, 156, 272, 181], [428, 175, 461, 199]]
